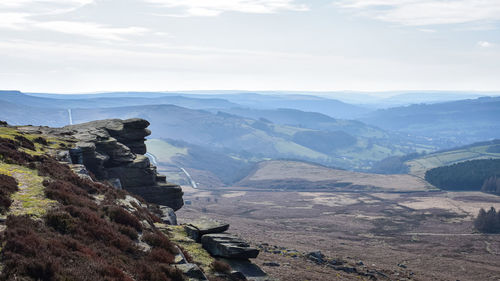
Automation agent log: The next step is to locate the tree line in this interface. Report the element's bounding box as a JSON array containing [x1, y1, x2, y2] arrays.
[[425, 159, 500, 191], [482, 176, 500, 194], [475, 207, 500, 233]]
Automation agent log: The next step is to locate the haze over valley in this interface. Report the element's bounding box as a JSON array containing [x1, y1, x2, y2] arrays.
[[2, 0, 500, 280]]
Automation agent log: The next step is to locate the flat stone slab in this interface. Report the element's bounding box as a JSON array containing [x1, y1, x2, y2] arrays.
[[189, 219, 229, 234], [184, 218, 229, 242], [201, 233, 259, 259]]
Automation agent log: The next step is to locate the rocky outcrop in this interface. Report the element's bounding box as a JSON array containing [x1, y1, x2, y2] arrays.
[[21, 118, 184, 211], [181, 218, 266, 280], [62, 118, 184, 210]]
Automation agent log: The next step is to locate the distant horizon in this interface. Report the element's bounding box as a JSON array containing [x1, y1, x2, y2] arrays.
[[5, 89, 500, 98]]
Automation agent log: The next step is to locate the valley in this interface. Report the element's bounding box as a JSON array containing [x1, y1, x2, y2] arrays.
[[178, 186, 500, 281], [2, 90, 500, 280]]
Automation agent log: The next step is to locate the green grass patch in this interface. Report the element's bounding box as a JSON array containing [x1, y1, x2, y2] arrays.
[[164, 225, 215, 272], [146, 139, 188, 163], [0, 127, 72, 156], [406, 144, 500, 177], [0, 162, 57, 218]]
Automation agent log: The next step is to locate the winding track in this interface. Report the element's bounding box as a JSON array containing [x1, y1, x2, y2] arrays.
[[145, 152, 198, 189]]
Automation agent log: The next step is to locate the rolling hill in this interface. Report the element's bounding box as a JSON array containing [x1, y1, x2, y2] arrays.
[[236, 160, 436, 192], [0, 90, 239, 110], [0, 91, 424, 171], [360, 97, 500, 146], [211, 107, 386, 138]]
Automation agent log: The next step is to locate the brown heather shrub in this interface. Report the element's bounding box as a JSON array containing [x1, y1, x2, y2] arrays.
[[129, 201, 163, 225], [0, 137, 41, 165], [101, 266, 134, 281], [142, 231, 177, 254], [45, 210, 76, 234], [1, 151, 184, 281], [148, 248, 175, 264], [135, 262, 184, 281], [150, 212, 163, 223], [0, 174, 18, 194], [38, 158, 107, 194], [33, 136, 48, 145], [60, 237, 96, 258], [0, 174, 18, 213], [44, 180, 97, 208], [117, 225, 139, 240], [210, 260, 231, 274], [14, 135, 35, 151], [106, 205, 143, 232]]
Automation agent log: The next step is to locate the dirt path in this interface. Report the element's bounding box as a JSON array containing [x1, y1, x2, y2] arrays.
[[0, 162, 56, 218]]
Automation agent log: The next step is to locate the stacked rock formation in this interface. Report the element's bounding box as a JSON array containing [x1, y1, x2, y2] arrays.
[[184, 219, 270, 280], [185, 219, 260, 260], [61, 118, 184, 211]]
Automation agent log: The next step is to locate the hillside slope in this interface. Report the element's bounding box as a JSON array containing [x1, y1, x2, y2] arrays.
[[71, 105, 424, 171], [360, 97, 500, 146], [237, 160, 436, 192], [406, 139, 500, 178], [0, 120, 243, 281], [0, 123, 186, 280]]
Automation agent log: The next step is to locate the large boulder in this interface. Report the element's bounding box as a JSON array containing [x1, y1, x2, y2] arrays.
[[159, 205, 177, 225], [201, 234, 259, 259]]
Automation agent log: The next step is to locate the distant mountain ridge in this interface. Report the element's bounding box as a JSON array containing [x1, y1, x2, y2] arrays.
[[2, 89, 499, 179], [360, 96, 500, 145]]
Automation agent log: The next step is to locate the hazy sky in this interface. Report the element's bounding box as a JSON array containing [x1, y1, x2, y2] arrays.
[[1, 0, 499, 93]]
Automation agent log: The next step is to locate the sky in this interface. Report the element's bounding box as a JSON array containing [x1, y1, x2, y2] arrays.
[[0, 0, 499, 93]]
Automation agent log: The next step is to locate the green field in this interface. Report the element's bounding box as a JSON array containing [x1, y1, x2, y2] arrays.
[[146, 139, 188, 162], [406, 143, 500, 178]]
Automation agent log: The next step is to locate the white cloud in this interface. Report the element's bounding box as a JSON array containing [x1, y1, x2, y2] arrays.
[[336, 0, 500, 26], [0, 1, 148, 41], [0, 0, 92, 6], [0, 0, 94, 14], [477, 41, 493, 48], [0, 13, 31, 29], [36, 21, 149, 41], [145, 0, 308, 16], [417, 28, 436, 33]]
